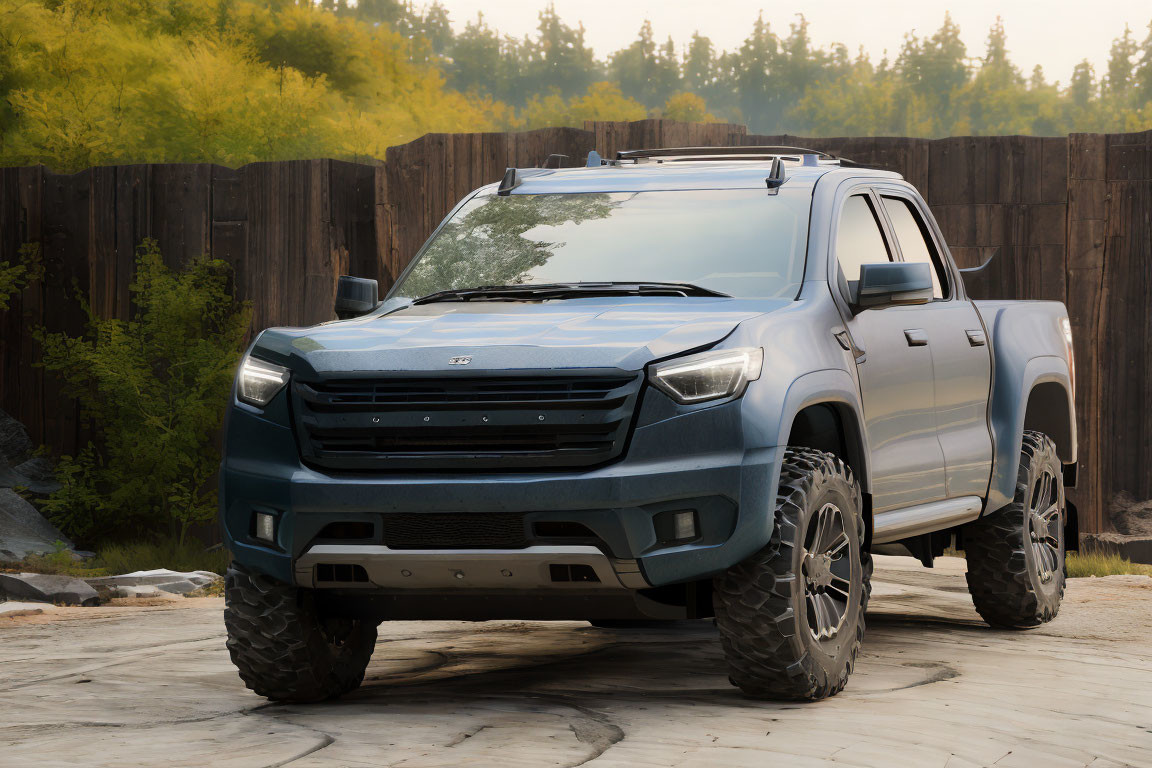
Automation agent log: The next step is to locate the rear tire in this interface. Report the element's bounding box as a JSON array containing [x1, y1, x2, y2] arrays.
[[713, 447, 871, 701], [963, 430, 1066, 628], [224, 562, 378, 702]]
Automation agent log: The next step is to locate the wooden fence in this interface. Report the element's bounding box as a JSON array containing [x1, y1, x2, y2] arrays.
[[1, 119, 1150, 534]]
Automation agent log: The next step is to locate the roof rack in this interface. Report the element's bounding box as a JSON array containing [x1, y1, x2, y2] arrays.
[[616, 146, 836, 162], [610, 145, 889, 170]]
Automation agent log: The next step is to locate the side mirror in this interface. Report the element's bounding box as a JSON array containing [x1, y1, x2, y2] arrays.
[[852, 262, 933, 312], [335, 275, 379, 319]]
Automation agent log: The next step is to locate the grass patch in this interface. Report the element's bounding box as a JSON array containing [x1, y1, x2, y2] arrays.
[[917, 547, 1151, 577], [1, 539, 230, 578], [1066, 550, 1152, 578]]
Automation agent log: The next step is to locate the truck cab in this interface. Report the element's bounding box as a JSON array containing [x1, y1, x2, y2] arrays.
[[220, 147, 1077, 703]]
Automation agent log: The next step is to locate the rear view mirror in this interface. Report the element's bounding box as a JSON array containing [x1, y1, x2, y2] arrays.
[[852, 262, 933, 312], [335, 275, 379, 319]]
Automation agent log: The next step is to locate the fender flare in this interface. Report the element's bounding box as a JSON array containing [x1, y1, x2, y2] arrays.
[[773, 368, 872, 493], [986, 355, 1075, 512]]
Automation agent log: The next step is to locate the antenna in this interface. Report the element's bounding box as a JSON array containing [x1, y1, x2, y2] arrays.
[[497, 168, 520, 196], [765, 158, 787, 190]]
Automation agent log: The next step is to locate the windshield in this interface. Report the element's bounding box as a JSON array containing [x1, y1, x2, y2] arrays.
[[393, 189, 810, 300]]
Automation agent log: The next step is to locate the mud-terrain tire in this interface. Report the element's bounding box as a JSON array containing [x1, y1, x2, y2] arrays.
[[964, 430, 1066, 629], [224, 562, 378, 702], [713, 447, 871, 701]]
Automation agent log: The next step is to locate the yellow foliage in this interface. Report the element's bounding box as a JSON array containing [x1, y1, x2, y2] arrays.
[[0, 0, 508, 170], [661, 93, 719, 123], [523, 82, 648, 129]]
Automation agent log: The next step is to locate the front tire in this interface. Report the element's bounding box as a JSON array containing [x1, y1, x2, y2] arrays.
[[963, 430, 1066, 628], [713, 448, 871, 701], [224, 562, 378, 702]]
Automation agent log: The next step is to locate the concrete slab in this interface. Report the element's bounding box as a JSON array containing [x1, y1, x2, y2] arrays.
[[0, 557, 1150, 767]]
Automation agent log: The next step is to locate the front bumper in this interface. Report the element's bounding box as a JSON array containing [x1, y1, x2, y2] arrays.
[[221, 387, 782, 590]]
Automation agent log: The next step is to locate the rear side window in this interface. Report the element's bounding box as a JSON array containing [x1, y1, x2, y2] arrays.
[[881, 196, 948, 299], [835, 194, 891, 283]]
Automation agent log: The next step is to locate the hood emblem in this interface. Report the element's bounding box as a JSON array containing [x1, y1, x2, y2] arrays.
[[449, 356, 472, 366]]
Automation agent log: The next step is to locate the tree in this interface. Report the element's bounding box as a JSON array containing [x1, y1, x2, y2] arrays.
[[1136, 22, 1152, 106], [447, 13, 503, 96], [954, 18, 1029, 135], [525, 4, 597, 99], [1104, 25, 1138, 98], [895, 13, 969, 135], [731, 13, 781, 132], [611, 21, 680, 107]]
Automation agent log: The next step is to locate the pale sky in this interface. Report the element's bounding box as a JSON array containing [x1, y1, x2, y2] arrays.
[[433, 0, 1151, 85]]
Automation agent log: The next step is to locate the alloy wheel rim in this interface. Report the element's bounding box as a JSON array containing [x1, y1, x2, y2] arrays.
[[1029, 468, 1063, 584], [802, 502, 854, 641]]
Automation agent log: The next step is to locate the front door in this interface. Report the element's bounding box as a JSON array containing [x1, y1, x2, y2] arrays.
[[875, 191, 993, 498], [834, 192, 947, 513]]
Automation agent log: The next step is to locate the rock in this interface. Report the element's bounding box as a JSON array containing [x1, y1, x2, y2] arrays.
[[1110, 491, 1152, 536], [86, 569, 223, 598], [0, 457, 61, 495], [1080, 532, 1152, 565], [0, 489, 72, 561], [0, 456, 62, 495], [14, 456, 55, 483], [0, 601, 47, 618], [0, 409, 31, 464], [0, 573, 100, 606]]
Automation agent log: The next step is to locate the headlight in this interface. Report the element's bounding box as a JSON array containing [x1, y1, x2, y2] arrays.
[[237, 357, 290, 407], [649, 347, 764, 404]]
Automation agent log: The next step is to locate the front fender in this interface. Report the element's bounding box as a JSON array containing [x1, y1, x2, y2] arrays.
[[769, 368, 871, 493]]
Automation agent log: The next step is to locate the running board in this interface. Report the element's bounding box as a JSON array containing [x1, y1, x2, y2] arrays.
[[872, 496, 983, 544]]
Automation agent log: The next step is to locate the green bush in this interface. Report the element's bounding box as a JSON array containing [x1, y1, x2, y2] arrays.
[[35, 239, 250, 545], [0, 243, 43, 310], [5, 538, 232, 577], [91, 539, 232, 576]]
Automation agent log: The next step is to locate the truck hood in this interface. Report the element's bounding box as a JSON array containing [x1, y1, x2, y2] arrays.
[[252, 297, 790, 374]]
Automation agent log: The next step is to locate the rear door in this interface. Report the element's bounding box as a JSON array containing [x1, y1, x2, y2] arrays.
[[875, 190, 993, 499], [833, 191, 947, 513]]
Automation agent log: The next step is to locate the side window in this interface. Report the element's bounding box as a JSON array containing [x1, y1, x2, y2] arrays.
[[835, 194, 892, 285], [881, 196, 948, 299]]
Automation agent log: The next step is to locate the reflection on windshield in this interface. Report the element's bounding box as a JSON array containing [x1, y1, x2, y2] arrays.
[[399, 194, 616, 299], [397, 189, 809, 300]]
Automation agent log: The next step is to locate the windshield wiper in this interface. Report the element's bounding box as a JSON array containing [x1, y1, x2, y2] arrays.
[[412, 282, 731, 304]]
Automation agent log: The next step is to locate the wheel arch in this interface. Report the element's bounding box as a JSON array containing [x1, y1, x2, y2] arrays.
[[776, 369, 871, 495], [986, 355, 1076, 512]]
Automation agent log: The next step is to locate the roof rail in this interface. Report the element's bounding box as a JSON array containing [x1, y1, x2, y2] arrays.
[[616, 146, 837, 162]]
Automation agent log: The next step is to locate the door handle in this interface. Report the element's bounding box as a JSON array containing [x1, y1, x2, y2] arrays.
[[966, 329, 986, 346], [904, 329, 928, 347]]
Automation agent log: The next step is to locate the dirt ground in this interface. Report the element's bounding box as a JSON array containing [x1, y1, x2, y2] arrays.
[[2, 556, 1151, 768]]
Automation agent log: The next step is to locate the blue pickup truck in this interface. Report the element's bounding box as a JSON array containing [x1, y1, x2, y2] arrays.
[[220, 146, 1077, 702]]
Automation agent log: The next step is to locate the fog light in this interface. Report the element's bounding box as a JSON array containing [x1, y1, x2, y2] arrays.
[[654, 509, 698, 543], [255, 512, 276, 543], [672, 510, 697, 540]]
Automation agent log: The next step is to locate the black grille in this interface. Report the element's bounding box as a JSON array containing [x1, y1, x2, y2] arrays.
[[292, 373, 641, 471], [381, 512, 528, 549]]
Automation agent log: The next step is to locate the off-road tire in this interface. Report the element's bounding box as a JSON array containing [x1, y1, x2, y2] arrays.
[[713, 447, 871, 701], [964, 431, 1066, 628], [224, 562, 378, 702]]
